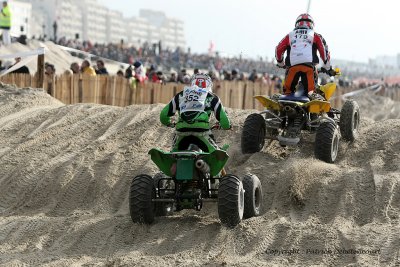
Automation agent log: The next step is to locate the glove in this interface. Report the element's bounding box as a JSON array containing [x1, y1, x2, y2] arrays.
[[320, 67, 336, 77], [276, 60, 285, 68], [308, 92, 324, 101], [327, 68, 337, 77], [167, 122, 176, 128]]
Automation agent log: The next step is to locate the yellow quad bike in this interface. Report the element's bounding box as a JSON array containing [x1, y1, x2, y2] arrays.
[[241, 68, 360, 163]]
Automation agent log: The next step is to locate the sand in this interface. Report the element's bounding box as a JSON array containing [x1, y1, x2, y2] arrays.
[[0, 83, 399, 266]]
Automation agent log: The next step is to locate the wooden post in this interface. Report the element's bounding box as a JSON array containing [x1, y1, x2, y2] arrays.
[[37, 49, 45, 89]]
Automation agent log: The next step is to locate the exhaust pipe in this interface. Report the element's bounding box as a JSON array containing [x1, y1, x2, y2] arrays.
[[195, 159, 210, 174], [283, 105, 294, 112]]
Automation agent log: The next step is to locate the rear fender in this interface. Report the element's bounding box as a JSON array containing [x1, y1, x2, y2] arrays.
[[254, 95, 280, 111], [303, 100, 331, 113], [149, 148, 229, 178]]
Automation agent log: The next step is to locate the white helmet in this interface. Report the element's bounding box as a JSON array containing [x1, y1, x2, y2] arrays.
[[190, 73, 213, 92]]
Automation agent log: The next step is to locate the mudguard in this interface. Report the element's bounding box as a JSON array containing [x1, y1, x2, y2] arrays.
[[254, 96, 280, 110], [303, 100, 331, 113], [319, 83, 337, 100], [149, 148, 229, 177]]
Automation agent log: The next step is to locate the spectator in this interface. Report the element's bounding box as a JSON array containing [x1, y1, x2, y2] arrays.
[[182, 74, 191, 84], [194, 68, 199, 75], [70, 62, 80, 74], [261, 72, 271, 85], [248, 69, 258, 82], [231, 69, 239, 81], [208, 70, 218, 81], [178, 69, 187, 83], [125, 65, 133, 79], [155, 71, 166, 84], [133, 61, 146, 83], [125, 65, 137, 88], [81, 60, 96, 76], [96, 59, 109, 75], [9, 57, 29, 74], [45, 63, 55, 76], [0, 59, 5, 71], [147, 64, 159, 82], [146, 64, 156, 78], [116, 70, 124, 77], [0, 1, 11, 46], [168, 72, 178, 83], [44, 63, 55, 95], [223, 70, 231, 81]]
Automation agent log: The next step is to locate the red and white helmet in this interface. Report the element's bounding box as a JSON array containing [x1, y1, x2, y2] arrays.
[[190, 73, 213, 91], [295, 13, 314, 29]]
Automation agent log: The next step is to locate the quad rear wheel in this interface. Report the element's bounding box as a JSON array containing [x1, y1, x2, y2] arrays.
[[243, 174, 263, 219], [218, 175, 244, 228], [241, 113, 266, 153], [315, 121, 340, 163], [129, 174, 155, 224]]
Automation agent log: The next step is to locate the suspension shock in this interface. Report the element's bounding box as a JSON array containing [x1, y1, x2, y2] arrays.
[[287, 110, 305, 137], [293, 112, 303, 129]]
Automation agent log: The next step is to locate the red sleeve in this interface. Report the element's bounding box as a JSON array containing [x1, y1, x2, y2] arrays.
[[314, 33, 328, 63], [275, 35, 290, 62]]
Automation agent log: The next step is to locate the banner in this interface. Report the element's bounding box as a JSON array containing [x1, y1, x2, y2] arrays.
[[0, 47, 45, 77]]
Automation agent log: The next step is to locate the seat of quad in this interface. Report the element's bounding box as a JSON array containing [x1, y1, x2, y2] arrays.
[[278, 94, 310, 103]]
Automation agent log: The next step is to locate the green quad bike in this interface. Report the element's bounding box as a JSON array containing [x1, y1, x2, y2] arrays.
[[129, 125, 263, 228], [241, 68, 361, 163]]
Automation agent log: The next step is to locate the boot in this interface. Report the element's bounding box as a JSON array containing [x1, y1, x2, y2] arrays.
[[308, 92, 324, 101]]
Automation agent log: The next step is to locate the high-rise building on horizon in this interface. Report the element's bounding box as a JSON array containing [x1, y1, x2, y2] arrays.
[[7, 0, 32, 38], [7, 0, 186, 49]]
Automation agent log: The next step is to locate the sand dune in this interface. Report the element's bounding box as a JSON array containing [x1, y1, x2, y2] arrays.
[[0, 83, 399, 266]]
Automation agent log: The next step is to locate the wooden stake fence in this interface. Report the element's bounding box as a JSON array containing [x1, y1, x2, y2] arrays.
[[1, 73, 399, 110]]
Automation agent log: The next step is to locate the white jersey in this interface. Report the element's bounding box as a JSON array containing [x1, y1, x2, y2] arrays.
[[179, 86, 209, 113], [288, 28, 315, 66]]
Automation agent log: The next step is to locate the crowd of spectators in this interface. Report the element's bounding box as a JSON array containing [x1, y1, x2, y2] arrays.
[[56, 38, 281, 83]]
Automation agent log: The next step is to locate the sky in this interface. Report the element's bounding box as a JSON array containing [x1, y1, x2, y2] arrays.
[[98, 0, 400, 63]]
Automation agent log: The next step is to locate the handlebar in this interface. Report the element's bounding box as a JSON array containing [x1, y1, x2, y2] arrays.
[[318, 67, 341, 77], [276, 64, 341, 77], [167, 122, 176, 128], [167, 122, 230, 130]]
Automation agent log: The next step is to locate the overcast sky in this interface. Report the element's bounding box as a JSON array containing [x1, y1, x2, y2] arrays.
[[98, 0, 399, 63]]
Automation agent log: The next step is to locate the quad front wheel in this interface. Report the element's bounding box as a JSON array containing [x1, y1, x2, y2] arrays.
[[218, 175, 244, 228], [340, 100, 360, 141], [315, 121, 340, 163], [243, 174, 263, 219], [241, 113, 266, 153]]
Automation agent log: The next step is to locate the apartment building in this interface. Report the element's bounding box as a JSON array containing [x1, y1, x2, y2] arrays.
[[18, 0, 83, 40], [10, 0, 186, 49], [8, 0, 31, 37], [107, 9, 126, 44], [138, 9, 186, 49]]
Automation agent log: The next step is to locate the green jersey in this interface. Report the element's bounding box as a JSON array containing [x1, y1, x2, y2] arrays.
[[160, 87, 231, 131]]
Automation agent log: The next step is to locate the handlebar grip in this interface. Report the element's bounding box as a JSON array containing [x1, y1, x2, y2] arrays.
[[167, 122, 176, 128]]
